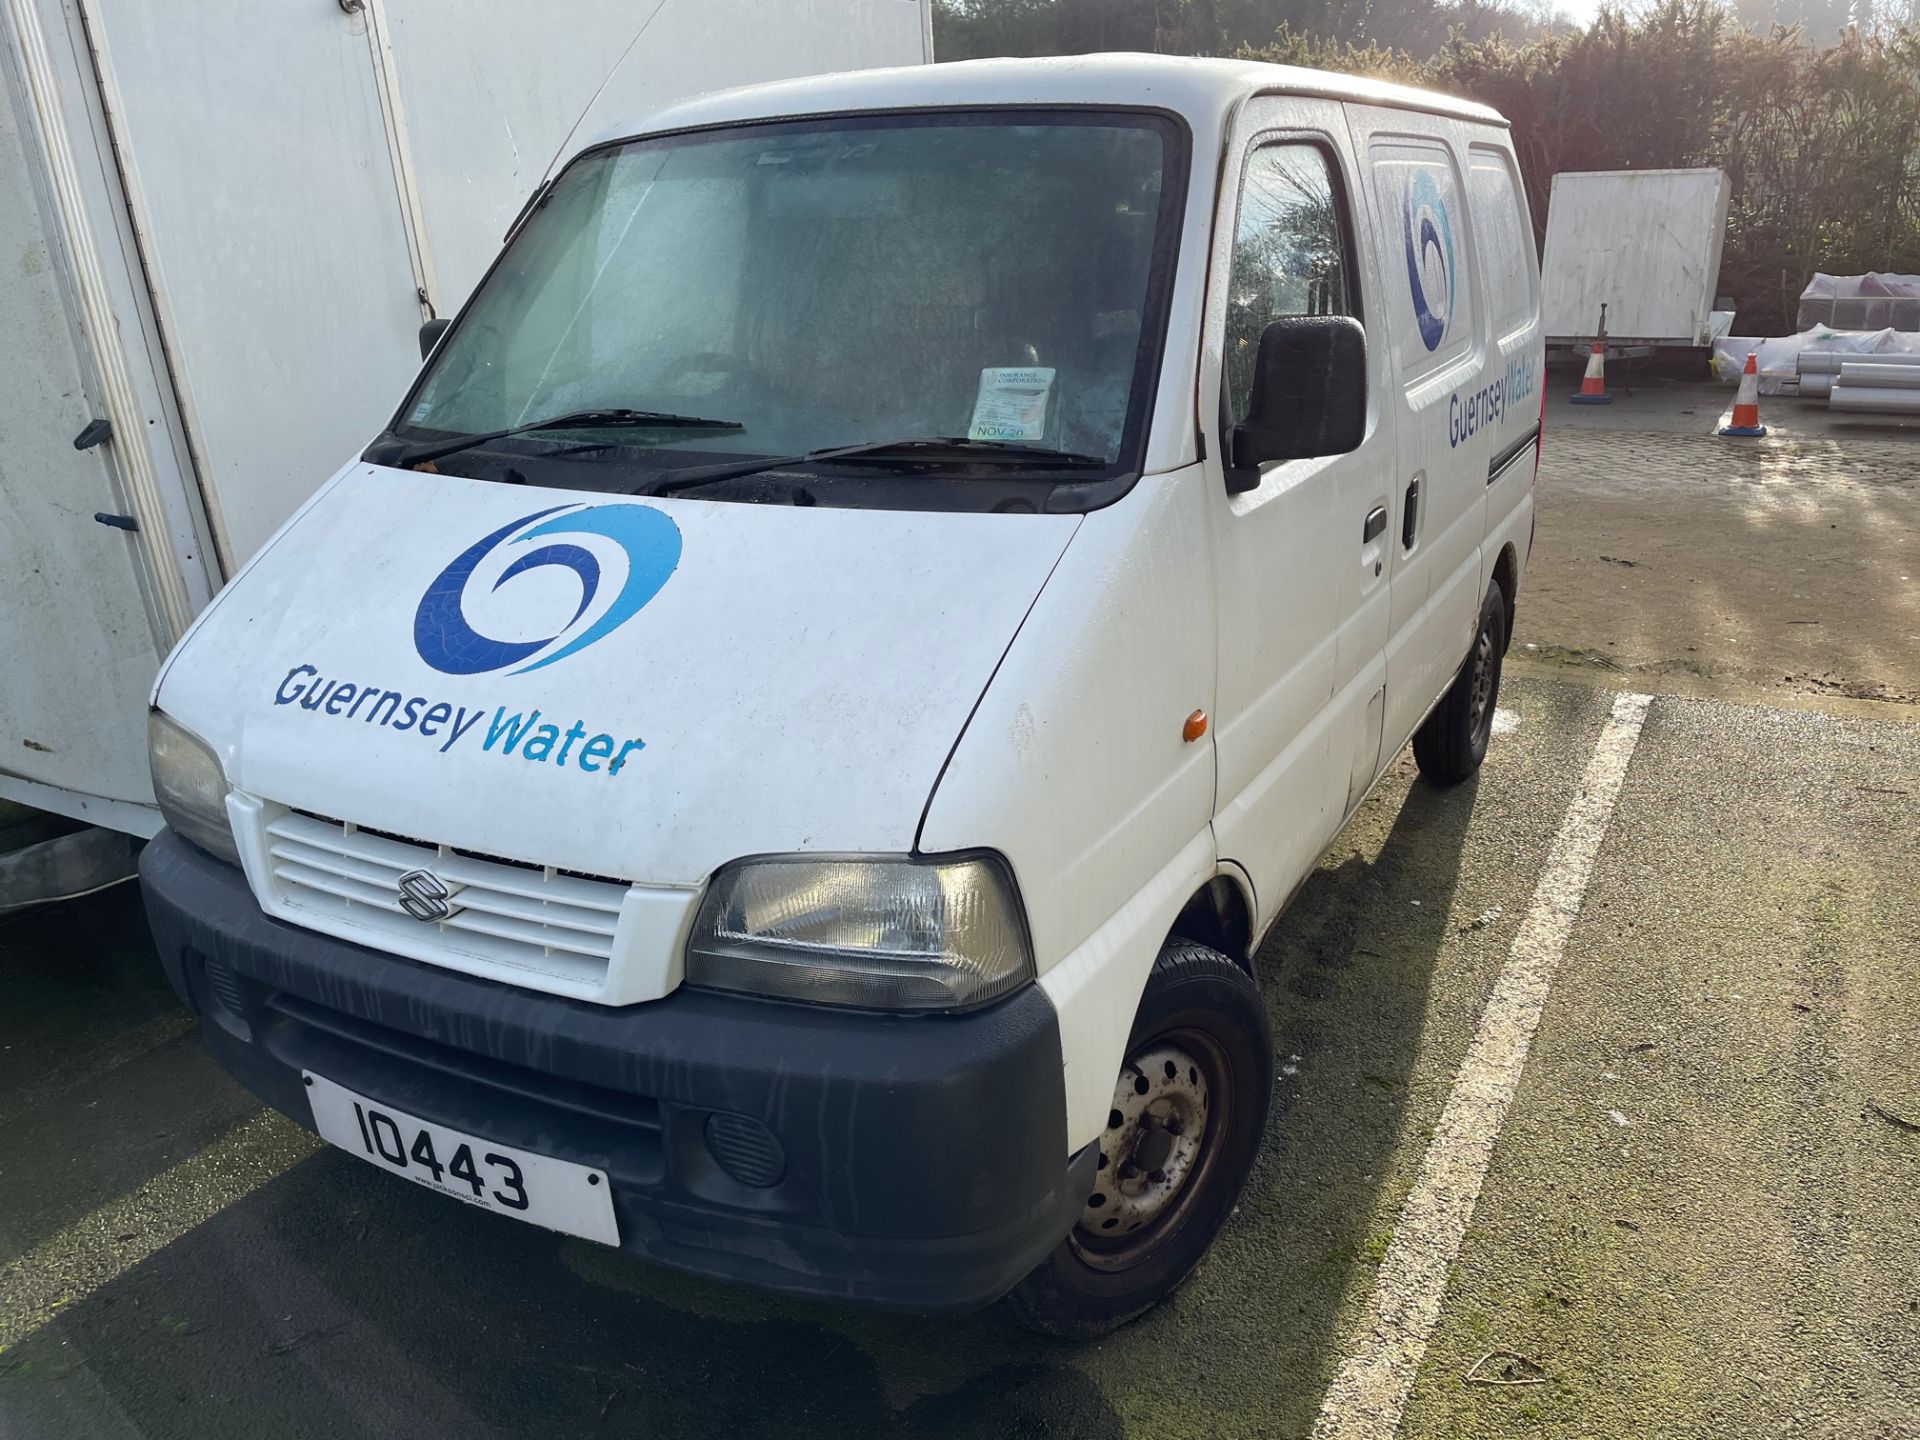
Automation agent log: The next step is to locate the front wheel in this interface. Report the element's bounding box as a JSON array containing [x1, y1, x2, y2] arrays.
[[1413, 581, 1507, 786], [1006, 939, 1273, 1339]]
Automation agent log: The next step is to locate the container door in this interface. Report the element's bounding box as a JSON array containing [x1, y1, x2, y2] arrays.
[[0, 80, 158, 811], [81, 0, 426, 567]]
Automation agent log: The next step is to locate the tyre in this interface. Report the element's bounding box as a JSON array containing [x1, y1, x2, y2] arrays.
[[1006, 938, 1273, 1339], [1412, 581, 1507, 786]]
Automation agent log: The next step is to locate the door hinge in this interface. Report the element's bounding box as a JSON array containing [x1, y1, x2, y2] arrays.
[[72, 417, 112, 450]]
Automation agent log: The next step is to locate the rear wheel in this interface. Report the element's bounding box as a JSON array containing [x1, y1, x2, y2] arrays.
[[1413, 581, 1507, 786], [1006, 938, 1272, 1338]]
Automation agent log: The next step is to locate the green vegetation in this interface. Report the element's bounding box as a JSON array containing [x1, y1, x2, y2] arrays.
[[935, 0, 1920, 332]]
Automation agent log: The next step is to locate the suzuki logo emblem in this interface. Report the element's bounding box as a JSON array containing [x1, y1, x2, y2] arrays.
[[396, 868, 461, 922]]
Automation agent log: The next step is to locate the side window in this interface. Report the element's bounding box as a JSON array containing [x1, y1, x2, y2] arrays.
[[1225, 142, 1360, 427], [1368, 140, 1475, 378], [1468, 146, 1536, 338]]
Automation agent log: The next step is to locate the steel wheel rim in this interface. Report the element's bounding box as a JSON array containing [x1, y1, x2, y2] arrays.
[[1468, 626, 1496, 743], [1070, 1028, 1231, 1273]]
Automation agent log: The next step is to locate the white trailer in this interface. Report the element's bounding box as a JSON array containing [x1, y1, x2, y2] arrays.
[[0, 0, 930, 842], [1540, 167, 1731, 348]]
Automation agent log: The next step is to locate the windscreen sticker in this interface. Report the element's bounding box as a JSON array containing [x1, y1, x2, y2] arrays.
[[968, 367, 1056, 443]]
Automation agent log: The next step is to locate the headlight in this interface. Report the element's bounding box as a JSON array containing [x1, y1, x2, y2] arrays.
[[686, 854, 1033, 1011], [148, 711, 241, 866]]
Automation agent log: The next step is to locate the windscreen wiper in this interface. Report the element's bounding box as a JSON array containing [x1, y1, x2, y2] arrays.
[[389, 408, 743, 469], [645, 436, 1108, 498]]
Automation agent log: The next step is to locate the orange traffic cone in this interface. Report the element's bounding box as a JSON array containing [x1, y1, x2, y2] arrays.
[[1720, 352, 1767, 437], [1569, 339, 1611, 405]]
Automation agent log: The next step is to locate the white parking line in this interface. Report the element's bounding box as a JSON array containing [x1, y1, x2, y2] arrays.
[[1313, 689, 1653, 1438], [0, 1111, 320, 1353]]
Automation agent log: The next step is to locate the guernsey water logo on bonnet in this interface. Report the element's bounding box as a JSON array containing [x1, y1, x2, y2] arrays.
[[414, 503, 683, 676], [263, 503, 680, 780]]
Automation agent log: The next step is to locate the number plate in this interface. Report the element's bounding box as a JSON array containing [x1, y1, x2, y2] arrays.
[[303, 1072, 620, 1246]]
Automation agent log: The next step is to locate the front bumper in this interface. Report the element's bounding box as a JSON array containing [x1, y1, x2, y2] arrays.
[[140, 831, 1093, 1312]]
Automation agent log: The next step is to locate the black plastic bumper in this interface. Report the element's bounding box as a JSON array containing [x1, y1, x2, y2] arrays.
[[139, 831, 1092, 1312]]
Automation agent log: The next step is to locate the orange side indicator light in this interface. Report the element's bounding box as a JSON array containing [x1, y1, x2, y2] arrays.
[[1183, 710, 1209, 743]]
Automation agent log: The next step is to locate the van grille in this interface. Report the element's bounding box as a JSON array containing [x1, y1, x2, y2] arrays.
[[260, 810, 627, 990]]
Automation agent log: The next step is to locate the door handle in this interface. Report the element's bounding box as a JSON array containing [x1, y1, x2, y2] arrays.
[[1402, 477, 1421, 550], [1363, 506, 1387, 543]]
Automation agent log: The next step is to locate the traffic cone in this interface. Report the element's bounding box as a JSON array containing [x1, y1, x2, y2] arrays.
[[1569, 339, 1611, 405], [1719, 352, 1767, 437]]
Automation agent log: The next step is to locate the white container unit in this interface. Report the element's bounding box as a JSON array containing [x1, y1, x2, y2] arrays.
[[0, 0, 930, 838], [1541, 167, 1731, 347]]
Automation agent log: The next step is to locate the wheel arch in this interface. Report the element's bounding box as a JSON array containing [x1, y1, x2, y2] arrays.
[[1170, 870, 1256, 975], [1491, 542, 1519, 653]]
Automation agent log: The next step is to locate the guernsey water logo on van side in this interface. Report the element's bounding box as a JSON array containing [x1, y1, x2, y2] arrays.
[[1402, 170, 1456, 353], [414, 503, 682, 676]]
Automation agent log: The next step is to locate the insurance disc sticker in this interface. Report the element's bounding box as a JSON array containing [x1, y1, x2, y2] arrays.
[[968, 367, 1056, 442]]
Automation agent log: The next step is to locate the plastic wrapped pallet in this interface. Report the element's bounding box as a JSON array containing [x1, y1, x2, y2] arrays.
[[1714, 326, 1920, 394], [1796, 273, 1920, 333]]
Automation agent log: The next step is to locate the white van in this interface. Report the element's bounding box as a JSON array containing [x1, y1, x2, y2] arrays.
[[139, 55, 1541, 1336]]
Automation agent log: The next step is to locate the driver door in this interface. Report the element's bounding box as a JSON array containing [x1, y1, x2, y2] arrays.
[[1203, 97, 1399, 921]]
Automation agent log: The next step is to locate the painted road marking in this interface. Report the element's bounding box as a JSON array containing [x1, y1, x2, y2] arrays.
[[1313, 690, 1653, 1438], [0, 1111, 320, 1353]]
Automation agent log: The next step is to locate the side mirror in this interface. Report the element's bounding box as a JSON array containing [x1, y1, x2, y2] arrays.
[[418, 317, 451, 361], [1228, 315, 1367, 486]]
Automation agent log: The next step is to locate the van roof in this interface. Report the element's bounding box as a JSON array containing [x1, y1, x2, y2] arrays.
[[573, 52, 1507, 156]]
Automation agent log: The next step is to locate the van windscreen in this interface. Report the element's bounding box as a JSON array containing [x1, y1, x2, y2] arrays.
[[372, 110, 1185, 509]]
